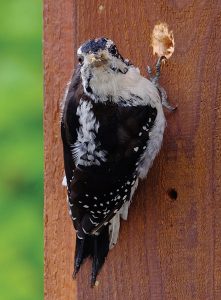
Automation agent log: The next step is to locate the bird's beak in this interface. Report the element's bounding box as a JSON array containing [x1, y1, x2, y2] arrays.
[[88, 53, 107, 67]]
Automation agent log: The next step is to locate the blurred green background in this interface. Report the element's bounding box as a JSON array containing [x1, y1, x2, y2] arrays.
[[0, 1, 43, 299]]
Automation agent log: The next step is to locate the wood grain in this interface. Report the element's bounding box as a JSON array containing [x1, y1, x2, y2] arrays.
[[44, 0, 77, 299], [44, 1, 221, 299]]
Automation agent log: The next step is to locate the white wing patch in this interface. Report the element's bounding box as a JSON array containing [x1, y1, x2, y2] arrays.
[[109, 213, 120, 249], [62, 175, 67, 187], [72, 99, 107, 166]]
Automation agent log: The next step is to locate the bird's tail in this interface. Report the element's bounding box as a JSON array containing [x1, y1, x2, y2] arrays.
[[73, 226, 109, 286]]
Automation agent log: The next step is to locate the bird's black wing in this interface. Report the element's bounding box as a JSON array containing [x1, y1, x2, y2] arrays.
[[61, 65, 84, 225], [64, 99, 157, 238], [77, 100, 157, 235]]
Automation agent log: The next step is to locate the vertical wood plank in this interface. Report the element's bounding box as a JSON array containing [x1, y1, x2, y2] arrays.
[[44, 1, 221, 299], [44, 1, 77, 299]]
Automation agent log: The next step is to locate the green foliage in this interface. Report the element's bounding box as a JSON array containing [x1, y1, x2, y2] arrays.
[[0, 1, 43, 299]]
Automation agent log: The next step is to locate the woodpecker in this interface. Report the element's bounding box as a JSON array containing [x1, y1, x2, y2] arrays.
[[61, 37, 175, 286]]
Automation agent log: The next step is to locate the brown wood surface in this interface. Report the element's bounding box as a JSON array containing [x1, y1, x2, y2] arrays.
[[44, 1, 221, 299]]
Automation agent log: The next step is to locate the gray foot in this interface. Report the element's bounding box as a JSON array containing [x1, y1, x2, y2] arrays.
[[147, 56, 177, 111]]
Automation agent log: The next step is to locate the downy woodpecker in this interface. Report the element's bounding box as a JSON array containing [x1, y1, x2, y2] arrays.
[[61, 37, 175, 286]]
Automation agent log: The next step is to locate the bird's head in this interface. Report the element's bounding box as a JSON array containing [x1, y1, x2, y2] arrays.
[[77, 37, 130, 72], [77, 37, 134, 101], [77, 37, 131, 101]]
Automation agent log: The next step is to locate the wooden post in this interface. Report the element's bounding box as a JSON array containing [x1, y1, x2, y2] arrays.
[[44, 1, 221, 299]]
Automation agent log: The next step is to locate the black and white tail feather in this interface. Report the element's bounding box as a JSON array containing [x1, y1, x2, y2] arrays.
[[61, 37, 175, 286]]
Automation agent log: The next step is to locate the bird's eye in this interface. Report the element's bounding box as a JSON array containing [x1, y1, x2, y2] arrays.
[[109, 45, 117, 55], [78, 56, 84, 65]]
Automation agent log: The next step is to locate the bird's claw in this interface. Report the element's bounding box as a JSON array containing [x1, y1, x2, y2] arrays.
[[162, 98, 178, 111], [147, 56, 177, 112], [158, 85, 177, 112], [147, 65, 153, 80], [147, 56, 167, 84]]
